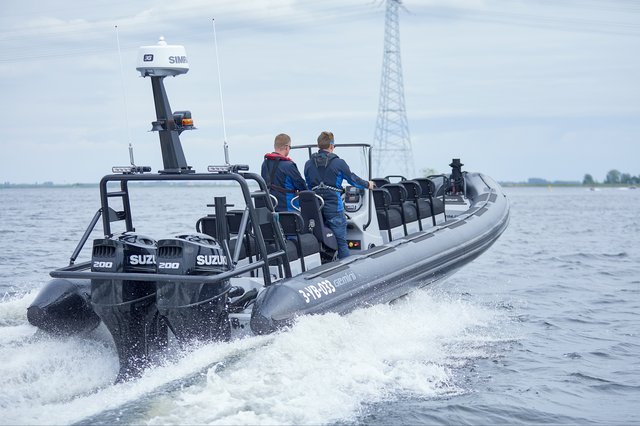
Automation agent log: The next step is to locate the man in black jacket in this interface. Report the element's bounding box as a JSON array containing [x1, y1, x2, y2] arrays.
[[304, 131, 374, 259], [261, 133, 307, 212]]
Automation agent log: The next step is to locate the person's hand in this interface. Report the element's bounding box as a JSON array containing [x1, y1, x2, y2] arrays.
[[368, 181, 375, 189]]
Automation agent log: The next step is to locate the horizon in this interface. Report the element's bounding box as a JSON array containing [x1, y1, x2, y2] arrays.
[[1, 170, 634, 186]]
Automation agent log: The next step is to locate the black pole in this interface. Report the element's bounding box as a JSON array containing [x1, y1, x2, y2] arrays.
[[150, 76, 193, 174]]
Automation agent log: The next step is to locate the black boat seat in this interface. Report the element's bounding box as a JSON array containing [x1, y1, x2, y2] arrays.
[[248, 201, 322, 269], [276, 211, 320, 257], [297, 191, 337, 250], [383, 183, 418, 222], [197, 215, 250, 260], [372, 188, 403, 240], [400, 180, 441, 228], [400, 180, 429, 214], [261, 210, 320, 271], [297, 190, 338, 263], [223, 216, 297, 272], [426, 175, 448, 198], [381, 183, 418, 236], [413, 178, 445, 216], [267, 239, 299, 264], [372, 177, 390, 188], [197, 210, 269, 261], [384, 174, 407, 183], [198, 202, 321, 270], [296, 233, 321, 257]]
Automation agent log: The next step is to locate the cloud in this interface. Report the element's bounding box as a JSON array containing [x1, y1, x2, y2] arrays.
[[1, 0, 638, 183]]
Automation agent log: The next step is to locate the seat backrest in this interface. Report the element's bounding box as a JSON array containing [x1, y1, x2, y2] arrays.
[[413, 178, 436, 199], [399, 180, 421, 201], [372, 188, 391, 210], [197, 215, 218, 238], [297, 190, 337, 250], [381, 183, 408, 205], [277, 211, 304, 235], [254, 192, 276, 211], [372, 177, 390, 188], [226, 210, 245, 234], [426, 175, 448, 197], [384, 175, 406, 183]]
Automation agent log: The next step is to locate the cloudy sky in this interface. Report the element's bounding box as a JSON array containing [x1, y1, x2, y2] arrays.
[[1, 0, 638, 184]]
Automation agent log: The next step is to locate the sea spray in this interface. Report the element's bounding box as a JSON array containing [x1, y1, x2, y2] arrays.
[[145, 289, 507, 425]]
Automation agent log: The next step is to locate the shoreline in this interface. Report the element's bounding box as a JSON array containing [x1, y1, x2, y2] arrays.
[[1, 182, 636, 189]]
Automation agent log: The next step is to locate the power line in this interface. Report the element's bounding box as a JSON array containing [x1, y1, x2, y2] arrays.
[[373, 0, 414, 179], [418, 4, 640, 37], [1, 1, 638, 65]]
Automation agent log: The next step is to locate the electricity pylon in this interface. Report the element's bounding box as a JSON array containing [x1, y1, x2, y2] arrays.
[[373, 0, 414, 179]]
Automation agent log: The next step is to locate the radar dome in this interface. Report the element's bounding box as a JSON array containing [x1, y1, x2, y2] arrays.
[[136, 37, 189, 77]]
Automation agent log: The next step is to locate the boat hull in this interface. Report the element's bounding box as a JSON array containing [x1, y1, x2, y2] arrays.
[[27, 278, 100, 335], [250, 172, 509, 333]]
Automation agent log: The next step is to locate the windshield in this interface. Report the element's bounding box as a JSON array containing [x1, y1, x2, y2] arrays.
[[288, 144, 372, 181]]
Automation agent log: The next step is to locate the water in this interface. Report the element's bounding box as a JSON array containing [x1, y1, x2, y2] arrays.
[[0, 185, 638, 425]]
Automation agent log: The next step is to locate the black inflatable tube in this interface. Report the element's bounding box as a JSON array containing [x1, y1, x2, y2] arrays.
[[250, 172, 510, 334]]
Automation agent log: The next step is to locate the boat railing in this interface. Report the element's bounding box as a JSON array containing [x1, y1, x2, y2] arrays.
[[54, 168, 294, 286], [50, 256, 272, 286]]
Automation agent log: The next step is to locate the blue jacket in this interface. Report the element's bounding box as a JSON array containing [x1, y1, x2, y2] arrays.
[[261, 153, 307, 212], [304, 150, 369, 213]]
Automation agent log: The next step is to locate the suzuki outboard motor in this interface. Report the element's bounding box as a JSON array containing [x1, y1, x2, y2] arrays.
[[90, 232, 162, 382], [156, 233, 232, 343]]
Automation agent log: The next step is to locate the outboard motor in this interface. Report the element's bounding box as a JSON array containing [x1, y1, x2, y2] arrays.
[[155, 233, 232, 343], [90, 232, 162, 382], [449, 158, 465, 195]]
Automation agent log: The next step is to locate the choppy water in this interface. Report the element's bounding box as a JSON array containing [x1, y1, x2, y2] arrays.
[[0, 185, 638, 425]]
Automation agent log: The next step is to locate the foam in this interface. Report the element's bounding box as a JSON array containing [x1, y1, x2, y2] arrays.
[[0, 288, 506, 424]]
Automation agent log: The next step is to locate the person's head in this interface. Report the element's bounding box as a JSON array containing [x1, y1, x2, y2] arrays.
[[317, 131, 334, 151], [274, 133, 291, 155]]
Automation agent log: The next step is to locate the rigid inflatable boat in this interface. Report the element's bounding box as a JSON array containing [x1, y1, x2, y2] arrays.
[[27, 38, 510, 381]]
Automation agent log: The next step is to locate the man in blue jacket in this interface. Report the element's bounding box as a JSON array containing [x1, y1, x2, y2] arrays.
[[304, 131, 374, 259], [261, 133, 307, 212]]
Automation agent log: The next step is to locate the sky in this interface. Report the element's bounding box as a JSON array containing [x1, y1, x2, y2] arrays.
[[0, 0, 638, 184]]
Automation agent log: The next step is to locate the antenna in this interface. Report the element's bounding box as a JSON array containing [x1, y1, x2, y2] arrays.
[[212, 18, 230, 165], [113, 25, 151, 175], [115, 25, 132, 149]]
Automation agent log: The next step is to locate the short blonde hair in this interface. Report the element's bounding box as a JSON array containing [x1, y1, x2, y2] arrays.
[[274, 133, 291, 150], [317, 131, 334, 149]]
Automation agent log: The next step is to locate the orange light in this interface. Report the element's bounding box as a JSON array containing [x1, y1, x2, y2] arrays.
[[182, 118, 194, 126]]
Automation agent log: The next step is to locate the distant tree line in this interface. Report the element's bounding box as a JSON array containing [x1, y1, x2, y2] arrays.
[[583, 170, 640, 185]]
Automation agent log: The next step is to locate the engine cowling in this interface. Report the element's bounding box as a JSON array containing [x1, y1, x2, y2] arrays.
[[155, 233, 232, 343], [90, 232, 164, 382]]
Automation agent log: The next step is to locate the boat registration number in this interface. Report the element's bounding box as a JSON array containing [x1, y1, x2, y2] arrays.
[[298, 280, 336, 304]]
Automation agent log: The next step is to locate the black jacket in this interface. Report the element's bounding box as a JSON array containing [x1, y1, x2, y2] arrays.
[[261, 152, 307, 212], [304, 150, 369, 213]]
